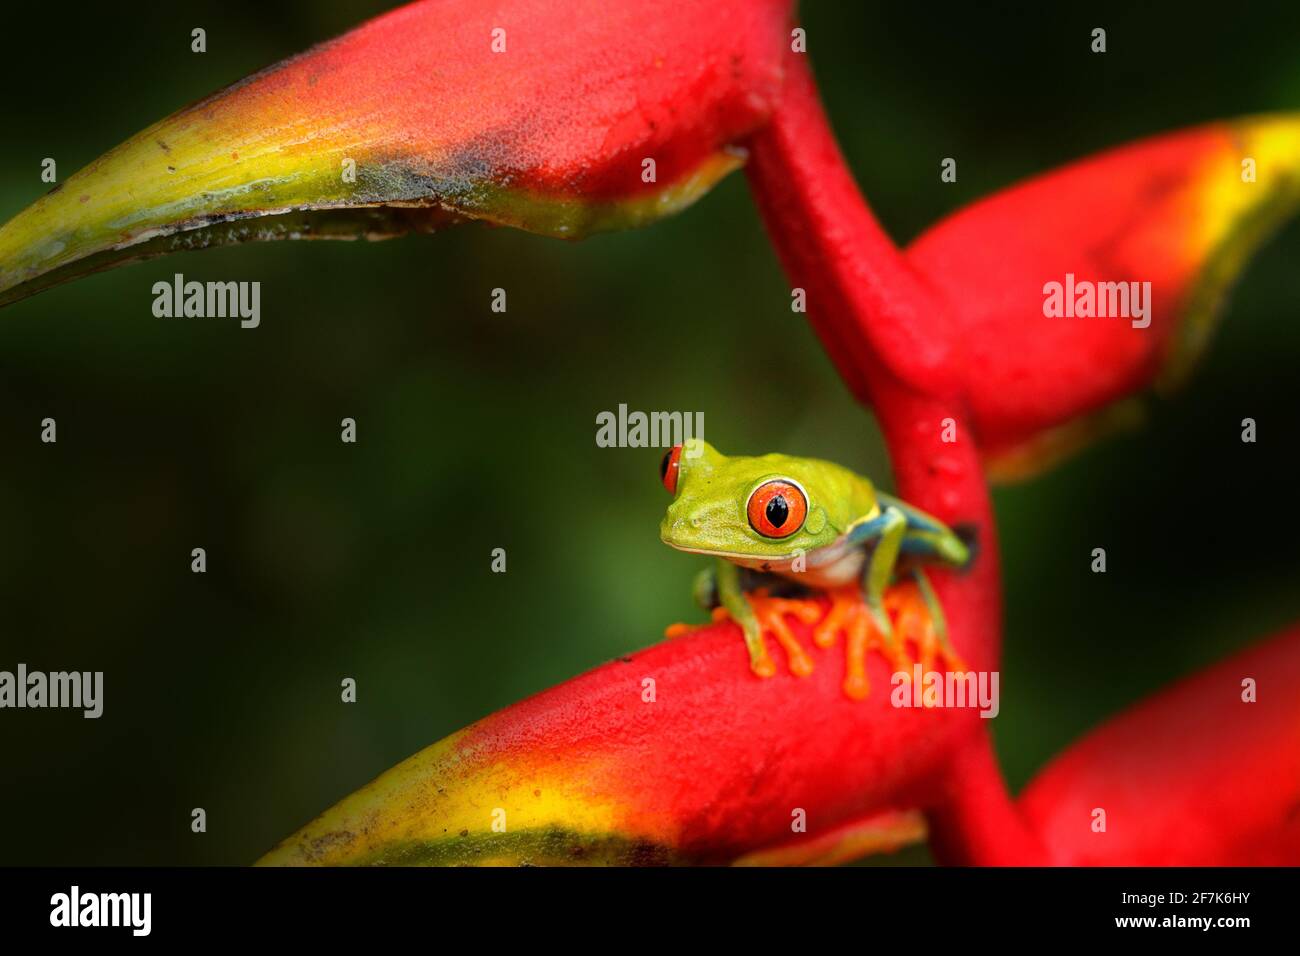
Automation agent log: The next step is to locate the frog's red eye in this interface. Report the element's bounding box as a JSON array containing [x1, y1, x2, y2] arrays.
[[660, 445, 683, 494], [747, 480, 808, 538]]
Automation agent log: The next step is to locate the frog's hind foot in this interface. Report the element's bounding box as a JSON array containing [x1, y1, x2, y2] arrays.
[[812, 583, 967, 700]]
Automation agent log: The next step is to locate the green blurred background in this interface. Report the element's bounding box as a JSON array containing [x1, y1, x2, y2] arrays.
[[1, 2, 1297, 865]]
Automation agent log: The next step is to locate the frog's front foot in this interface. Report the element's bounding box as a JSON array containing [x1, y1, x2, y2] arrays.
[[664, 582, 966, 700], [736, 588, 823, 679], [665, 588, 821, 679], [808, 587, 883, 699]]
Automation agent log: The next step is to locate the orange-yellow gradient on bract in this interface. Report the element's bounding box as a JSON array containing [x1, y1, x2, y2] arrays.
[[0, 0, 791, 307], [258, 598, 978, 867], [904, 115, 1300, 480]]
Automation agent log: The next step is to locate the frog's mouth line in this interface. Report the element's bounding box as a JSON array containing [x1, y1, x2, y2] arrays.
[[662, 541, 800, 565]]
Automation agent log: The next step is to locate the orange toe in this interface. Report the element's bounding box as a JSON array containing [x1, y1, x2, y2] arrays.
[[812, 582, 967, 699], [746, 590, 820, 678]]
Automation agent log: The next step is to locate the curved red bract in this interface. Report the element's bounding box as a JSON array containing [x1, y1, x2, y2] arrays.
[[0, 0, 795, 306], [2, 0, 1284, 867], [455, 613, 981, 861], [243, 8, 1300, 868], [260, 603, 985, 866], [229, 0, 790, 201], [907, 116, 1300, 478], [1021, 625, 1300, 866]]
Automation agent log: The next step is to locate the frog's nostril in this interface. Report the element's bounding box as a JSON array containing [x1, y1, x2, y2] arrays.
[[689, 516, 702, 528]]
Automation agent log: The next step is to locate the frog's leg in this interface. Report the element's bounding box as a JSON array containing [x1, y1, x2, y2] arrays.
[[877, 492, 971, 568], [859, 506, 908, 649], [836, 507, 911, 691], [691, 564, 718, 611], [665, 565, 819, 680], [714, 559, 817, 679], [908, 566, 968, 672], [712, 559, 772, 676], [805, 506, 910, 698]]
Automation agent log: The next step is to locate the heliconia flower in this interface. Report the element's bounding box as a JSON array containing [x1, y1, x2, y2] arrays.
[[259, 602, 1300, 866], [258, 592, 986, 867], [905, 116, 1300, 480], [3, 0, 1294, 867], [1018, 625, 1300, 865], [0, 0, 792, 307], [741, 52, 1300, 866]]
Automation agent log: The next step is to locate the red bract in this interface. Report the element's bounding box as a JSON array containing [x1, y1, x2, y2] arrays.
[[906, 117, 1300, 479], [261, 605, 984, 866], [1020, 625, 1300, 866], [267, 39, 1300, 866], [743, 51, 1300, 867], [0, 0, 792, 305]]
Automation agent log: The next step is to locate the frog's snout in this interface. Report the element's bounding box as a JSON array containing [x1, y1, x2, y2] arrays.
[[659, 501, 707, 547]]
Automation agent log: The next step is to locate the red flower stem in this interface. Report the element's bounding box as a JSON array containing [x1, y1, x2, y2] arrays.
[[926, 724, 1051, 865], [744, 51, 1048, 864]]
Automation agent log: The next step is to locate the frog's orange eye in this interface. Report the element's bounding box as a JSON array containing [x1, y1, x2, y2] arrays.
[[747, 480, 807, 538], [660, 445, 683, 494]]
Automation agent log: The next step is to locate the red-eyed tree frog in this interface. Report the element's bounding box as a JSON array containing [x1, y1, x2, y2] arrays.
[[659, 440, 971, 698]]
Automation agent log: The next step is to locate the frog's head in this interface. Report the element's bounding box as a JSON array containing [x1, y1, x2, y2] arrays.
[[658, 440, 861, 560]]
